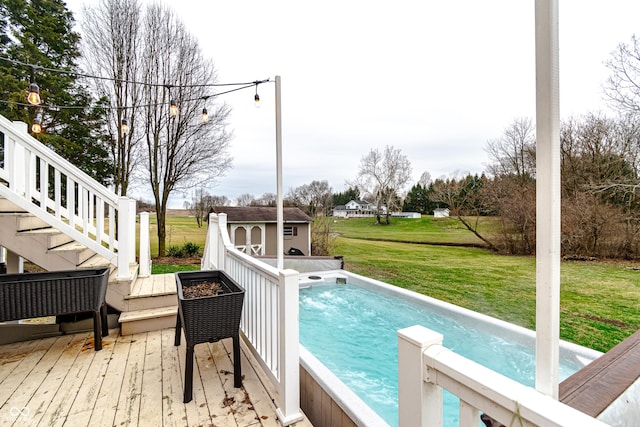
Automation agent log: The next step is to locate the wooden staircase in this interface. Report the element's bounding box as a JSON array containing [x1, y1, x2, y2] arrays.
[[0, 196, 177, 335], [0, 198, 111, 271]]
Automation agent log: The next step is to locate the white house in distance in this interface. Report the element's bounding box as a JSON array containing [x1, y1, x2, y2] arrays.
[[333, 200, 385, 218], [333, 199, 422, 219]]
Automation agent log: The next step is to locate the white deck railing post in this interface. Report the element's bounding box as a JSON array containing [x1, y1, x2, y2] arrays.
[[217, 213, 228, 269], [117, 196, 132, 280], [275, 268, 304, 426], [138, 212, 151, 277], [398, 325, 444, 427]]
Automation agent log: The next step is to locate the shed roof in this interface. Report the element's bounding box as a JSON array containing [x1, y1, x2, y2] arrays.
[[213, 206, 313, 223]]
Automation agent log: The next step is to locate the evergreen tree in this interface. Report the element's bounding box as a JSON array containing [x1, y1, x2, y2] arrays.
[[332, 186, 360, 206], [0, 0, 113, 185]]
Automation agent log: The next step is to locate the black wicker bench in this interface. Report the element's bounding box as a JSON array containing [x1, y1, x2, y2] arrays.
[[0, 268, 110, 351]]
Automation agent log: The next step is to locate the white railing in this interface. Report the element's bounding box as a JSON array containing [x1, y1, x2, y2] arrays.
[[202, 212, 303, 426], [0, 116, 136, 278], [398, 325, 611, 427]]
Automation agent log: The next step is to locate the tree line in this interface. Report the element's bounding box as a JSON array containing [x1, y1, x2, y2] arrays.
[[3, 1, 640, 259], [189, 112, 640, 260]]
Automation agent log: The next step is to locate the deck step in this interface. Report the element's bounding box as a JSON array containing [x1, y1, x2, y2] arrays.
[[119, 306, 178, 335]]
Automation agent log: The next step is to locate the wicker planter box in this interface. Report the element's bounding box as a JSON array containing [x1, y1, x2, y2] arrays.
[[0, 268, 110, 351], [174, 270, 245, 403]]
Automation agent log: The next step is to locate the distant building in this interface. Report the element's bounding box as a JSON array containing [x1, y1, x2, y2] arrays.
[[434, 208, 450, 218], [213, 206, 312, 256], [332, 200, 385, 218]]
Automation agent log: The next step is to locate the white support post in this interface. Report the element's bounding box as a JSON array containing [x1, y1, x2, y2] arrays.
[[117, 196, 132, 280], [138, 212, 151, 277], [535, 0, 561, 398], [275, 268, 304, 426], [218, 213, 228, 269], [10, 122, 27, 197], [398, 325, 444, 427], [6, 249, 23, 274], [127, 198, 136, 264], [275, 75, 284, 270]]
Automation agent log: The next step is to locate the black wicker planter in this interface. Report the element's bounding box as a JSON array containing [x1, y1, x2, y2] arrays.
[[174, 270, 245, 403], [0, 267, 110, 351]]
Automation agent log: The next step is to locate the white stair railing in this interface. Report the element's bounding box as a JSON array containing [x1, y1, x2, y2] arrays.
[[0, 115, 135, 278]]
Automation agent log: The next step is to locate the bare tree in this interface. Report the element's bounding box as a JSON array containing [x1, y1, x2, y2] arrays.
[[418, 171, 432, 188], [485, 117, 536, 180], [141, 4, 232, 256], [80, 0, 144, 196], [252, 192, 276, 206], [186, 190, 230, 227], [287, 180, 332, 216], [236, 193, 255, 207], [355, 145, 412, 224], [604, 35, 640, 115]]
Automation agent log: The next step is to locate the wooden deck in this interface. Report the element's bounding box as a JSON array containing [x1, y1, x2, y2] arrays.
[[0, 328, 312, 427]]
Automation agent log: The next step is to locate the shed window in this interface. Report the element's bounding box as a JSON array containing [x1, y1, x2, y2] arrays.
[[284, 226, 298, 236]]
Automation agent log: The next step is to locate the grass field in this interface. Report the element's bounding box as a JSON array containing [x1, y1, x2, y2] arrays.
[[329, 217, 640, 352], [155, 214, 640, 352]]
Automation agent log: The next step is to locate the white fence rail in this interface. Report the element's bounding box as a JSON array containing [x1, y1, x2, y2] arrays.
[[202, 212, 303, 426], [0, 116, 135, 278], [398, 325, 611, 427]]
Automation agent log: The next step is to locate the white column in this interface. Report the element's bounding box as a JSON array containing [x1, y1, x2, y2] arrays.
[[275, 75, 284, 270], [117, 196, 132, 280], [398, 325, 444, 427], [218, 213, 228, 269], [275, 268, 304, 425], [127, 198, 136, 264], [535, 0, 561, 398], [138, 212, 151, 277], [245, 225, 252, 254], [6, 250, 23, 274]]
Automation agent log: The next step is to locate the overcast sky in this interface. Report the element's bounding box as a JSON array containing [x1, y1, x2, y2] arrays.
[[67, 1, 640, 207]]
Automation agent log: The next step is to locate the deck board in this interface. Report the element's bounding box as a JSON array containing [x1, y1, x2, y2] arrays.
[[0, 328, 312, 427]]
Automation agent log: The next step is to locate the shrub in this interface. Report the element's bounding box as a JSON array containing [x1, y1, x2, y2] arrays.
[[182, 242, 200, 257], [167, 245, 185, 258]]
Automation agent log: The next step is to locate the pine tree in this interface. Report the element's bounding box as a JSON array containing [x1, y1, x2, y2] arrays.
[[0, 0, 113, 184]]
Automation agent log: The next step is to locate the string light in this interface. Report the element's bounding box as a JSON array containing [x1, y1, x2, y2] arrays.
[[27, 82, 41, 105], [254, 82, 260, 108], [31, 117, 42, 134], [121, 118, 129, 135], [0, 56, 272, 133]]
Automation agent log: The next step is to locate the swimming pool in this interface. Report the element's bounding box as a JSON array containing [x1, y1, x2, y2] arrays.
[[298, 270, 602, 427]]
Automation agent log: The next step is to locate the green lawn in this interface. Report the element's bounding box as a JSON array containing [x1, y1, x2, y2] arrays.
[[330, 218, 640, 352], [331, 216, 496, 245], [154, 214, 640, 352], [140, 214, 207, 256]]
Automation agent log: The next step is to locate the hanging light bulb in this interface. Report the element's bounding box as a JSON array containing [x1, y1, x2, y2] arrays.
[[202, 107, 209, 123], [170, 99, 178, 117], [254, 84, 260, 108], [27, 82, 41, 105], [31, 117, 42, 134], [121, 118, 129, 135]]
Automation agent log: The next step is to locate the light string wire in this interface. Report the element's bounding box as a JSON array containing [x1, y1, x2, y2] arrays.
[[0, 55, 270, 111]]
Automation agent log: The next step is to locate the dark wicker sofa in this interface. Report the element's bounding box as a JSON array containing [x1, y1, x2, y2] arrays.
[[0, 267, 110, 351]]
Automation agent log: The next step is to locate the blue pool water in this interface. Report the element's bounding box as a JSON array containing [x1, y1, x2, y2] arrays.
[[299, 281, 581, 427]]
